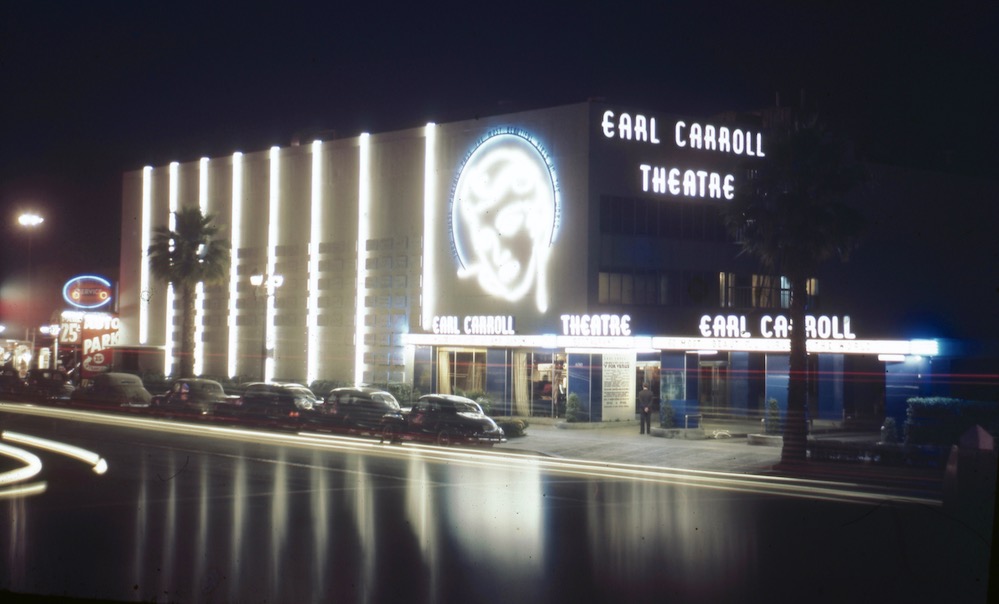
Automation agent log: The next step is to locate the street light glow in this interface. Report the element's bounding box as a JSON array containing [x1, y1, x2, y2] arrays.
[[17, 213, 44, 227]]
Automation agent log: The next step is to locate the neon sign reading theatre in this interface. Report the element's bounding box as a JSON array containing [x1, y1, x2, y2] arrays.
[[600, 109, 767, 200]]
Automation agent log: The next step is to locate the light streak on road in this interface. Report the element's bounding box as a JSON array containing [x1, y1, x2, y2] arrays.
[[0, 482, 47, 499], [3, 431, 108, 474], [0, 442, 42, 486], [0, 402, 942, 507]]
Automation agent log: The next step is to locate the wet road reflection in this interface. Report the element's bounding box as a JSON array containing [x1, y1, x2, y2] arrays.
[[0, 407, 991, 603]]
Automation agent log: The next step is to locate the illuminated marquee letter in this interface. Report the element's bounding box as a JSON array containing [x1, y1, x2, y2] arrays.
[[601, 110, 616, 138]]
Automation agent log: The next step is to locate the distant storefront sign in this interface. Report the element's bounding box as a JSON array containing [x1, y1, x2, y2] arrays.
[[63, 275, 114, 310]]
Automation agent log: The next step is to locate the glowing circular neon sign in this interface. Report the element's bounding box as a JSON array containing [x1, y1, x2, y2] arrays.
[[63, 275, 113, 309], [450, 129, 559, 312]]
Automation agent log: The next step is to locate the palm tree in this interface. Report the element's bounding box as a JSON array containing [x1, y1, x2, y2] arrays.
[[724, 114, 866, 466], [148, 207, 230, 378]]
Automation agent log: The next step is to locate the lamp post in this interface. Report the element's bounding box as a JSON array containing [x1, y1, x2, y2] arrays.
[[18, 212, 44, 366], [40, 324, 60, 370], [250, 273, 283, 381]]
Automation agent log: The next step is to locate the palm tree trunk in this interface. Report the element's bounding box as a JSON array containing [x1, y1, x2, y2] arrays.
[[179, 282, 196, 378], [781, 276, 809, 465]]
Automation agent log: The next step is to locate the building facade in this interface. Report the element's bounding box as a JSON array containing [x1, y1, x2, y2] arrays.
[[118, 101, 943, 422]]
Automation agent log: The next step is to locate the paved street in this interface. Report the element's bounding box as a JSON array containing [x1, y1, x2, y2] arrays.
[[1, 407, 990, 603]]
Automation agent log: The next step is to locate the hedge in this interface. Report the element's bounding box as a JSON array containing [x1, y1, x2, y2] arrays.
[[904, 397, 999, 446]]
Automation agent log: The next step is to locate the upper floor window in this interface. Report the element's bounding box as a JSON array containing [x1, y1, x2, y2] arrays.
[[599, 196, 730, 242]]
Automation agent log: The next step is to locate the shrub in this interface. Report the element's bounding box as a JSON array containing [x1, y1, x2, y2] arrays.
[[765, 398, 781, 435], [497, 418, 529, 437], [464, 390, 493, 415], [904, 397, 999, 445], [385, 382, 420, 406], [308, 379, 352, 398], [880, 416, 898, 443], [660, 400, 675, 428], [566, 393, 581, 422]]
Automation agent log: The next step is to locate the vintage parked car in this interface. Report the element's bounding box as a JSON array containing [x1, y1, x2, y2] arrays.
[[69, 372, 153, 408], [381, 394, 506, 446], [310, 386, 401, 434], [151, 377, 234, 416], [231, 382, 318, 427], [0, 367, 27, 397], [18, 368, 75, 403]]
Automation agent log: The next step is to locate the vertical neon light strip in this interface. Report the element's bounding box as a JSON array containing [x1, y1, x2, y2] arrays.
[[165, 162, 178, 376], [307, 140, 323, 385], [421, 123, 436, 330], [227, 152, 243, 378], [355, 134, 370, 385], [194, 157, 208, 376], [265, 146, 280, 382], [139, 167, 152, 344]]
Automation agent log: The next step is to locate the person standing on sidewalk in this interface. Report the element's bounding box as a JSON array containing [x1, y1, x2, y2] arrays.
[[638, 384, 653, 435]]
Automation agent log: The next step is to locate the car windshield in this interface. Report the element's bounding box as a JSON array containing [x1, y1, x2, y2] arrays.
[[287, 387, 316, 402], [371, 392, 401, 411], [454, 401, 482, 414]]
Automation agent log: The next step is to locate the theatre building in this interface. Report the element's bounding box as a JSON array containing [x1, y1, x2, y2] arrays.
[[117, 101, 945, 423]]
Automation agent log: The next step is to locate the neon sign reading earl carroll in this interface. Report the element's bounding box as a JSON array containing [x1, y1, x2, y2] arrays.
[[699, 314, 856, 340], [63, 275, 113, 310], [600, 109, 766, 200], [433, 315, 515, 336]]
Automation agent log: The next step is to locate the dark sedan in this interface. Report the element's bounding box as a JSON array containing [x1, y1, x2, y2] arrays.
[[151, 377, 234, 416], [0, 367, 26, 397], [231, 382, 318, 428], [69, 372, 152, 408], [310, 386, 401, 434], [19, 368, 75, 403], [382, 394, 506, 446]]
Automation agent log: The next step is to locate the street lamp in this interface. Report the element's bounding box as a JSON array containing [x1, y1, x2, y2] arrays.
[[18, 212, 44, 364], [39, 324, 60, 370], [250, 273, 283, 381]]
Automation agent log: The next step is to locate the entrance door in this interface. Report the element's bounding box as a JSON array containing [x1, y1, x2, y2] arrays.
[[698, 359, 729, 413], [635, 362, 661, 414], [512, 351, 567, 417]]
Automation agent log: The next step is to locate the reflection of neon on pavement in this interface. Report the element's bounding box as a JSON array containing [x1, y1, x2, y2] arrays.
[[452, 133, 558, 312], [0, 403, 940, 507]]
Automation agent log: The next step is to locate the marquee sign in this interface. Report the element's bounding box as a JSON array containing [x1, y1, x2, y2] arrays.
[[598, 108, 768, 201], [63, 275, 113, 309], [698, 314, 856, 340]]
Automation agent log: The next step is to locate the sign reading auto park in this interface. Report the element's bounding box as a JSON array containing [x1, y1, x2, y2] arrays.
[[59, 311, 120, 377], [63, 275, 113, 309]]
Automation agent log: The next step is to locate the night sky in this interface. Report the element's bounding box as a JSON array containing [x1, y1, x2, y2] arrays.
[[2, 1, 997, 336]]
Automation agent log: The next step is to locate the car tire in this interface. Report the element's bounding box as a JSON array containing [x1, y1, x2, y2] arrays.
[[436, 430, 454, 447]]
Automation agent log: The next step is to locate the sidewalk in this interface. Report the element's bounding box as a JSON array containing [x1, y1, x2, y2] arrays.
[[493, 416, 946, 496]]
